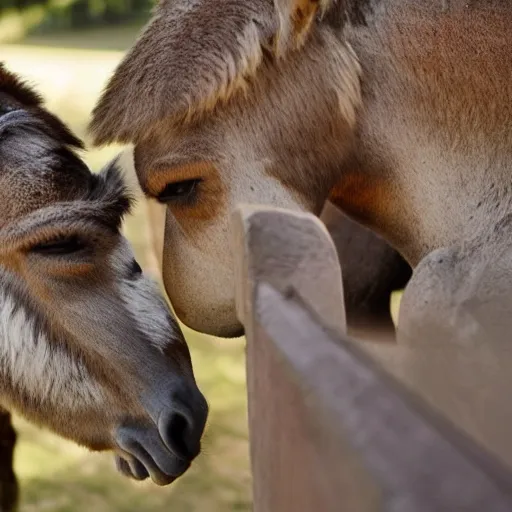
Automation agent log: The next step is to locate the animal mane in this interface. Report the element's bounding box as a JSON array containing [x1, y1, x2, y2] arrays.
[[0, 62, 84, 150], [86, 159, 135, 230], [0, 63, 43, 108], [89, 0, 376, 147]]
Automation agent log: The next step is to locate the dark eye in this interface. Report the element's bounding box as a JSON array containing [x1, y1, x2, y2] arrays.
[[31, 236, 86, 256], [157, 179, 201, 204], [130, 259, 143, 277]]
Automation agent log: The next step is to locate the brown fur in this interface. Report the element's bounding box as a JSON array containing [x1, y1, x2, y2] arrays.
[[90, 0, 512, 340]]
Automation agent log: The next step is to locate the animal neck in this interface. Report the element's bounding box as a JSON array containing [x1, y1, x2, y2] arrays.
[[329, 1, 512, 267], [330, 135, 512, 268]]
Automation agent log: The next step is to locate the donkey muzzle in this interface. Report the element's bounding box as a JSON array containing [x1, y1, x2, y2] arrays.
[[114, 386, 208, 485]]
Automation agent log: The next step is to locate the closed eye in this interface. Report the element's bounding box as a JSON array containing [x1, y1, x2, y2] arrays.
[[157, 179, 201, 204], [31, 235, 87, 256]]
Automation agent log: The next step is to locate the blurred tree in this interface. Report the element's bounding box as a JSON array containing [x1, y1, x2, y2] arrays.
[[70, 0, 92, 27], [0, 0, 154, 31]]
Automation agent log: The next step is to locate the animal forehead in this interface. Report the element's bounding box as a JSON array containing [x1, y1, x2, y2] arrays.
[[89, 0, 278, 145], [133, 126, 218, 178], [0, 103, 89, 193], [0, 151, 131, 231], [0, 178, 79, 230]]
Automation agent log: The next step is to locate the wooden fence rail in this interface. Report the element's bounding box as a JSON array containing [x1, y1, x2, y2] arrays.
[[233, 204, 512, 512]]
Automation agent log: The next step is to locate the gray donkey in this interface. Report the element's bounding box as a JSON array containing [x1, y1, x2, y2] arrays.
[[0, 63, 208, 503]]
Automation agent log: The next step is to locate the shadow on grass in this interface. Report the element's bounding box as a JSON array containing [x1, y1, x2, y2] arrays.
[[19, 420, 251, 512], [16, 387, 251, 512]]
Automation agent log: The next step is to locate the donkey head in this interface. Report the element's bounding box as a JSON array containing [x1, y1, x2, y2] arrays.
[[0, 64, 208, 485], [90, 0, 360, 337]]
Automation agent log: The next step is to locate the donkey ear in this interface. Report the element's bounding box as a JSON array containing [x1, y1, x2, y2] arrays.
[[90, 0, 280, 146]]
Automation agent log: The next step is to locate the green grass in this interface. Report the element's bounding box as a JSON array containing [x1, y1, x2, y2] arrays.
[[1, 28, 251, 512]]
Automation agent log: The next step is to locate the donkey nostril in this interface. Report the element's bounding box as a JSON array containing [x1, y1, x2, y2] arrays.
[[169, 413, 189, 456], [158, 409, 200, 461]]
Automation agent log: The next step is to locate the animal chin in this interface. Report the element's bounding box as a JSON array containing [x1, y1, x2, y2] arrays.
[[115, 453, 189, 486], [114, 421, 192, 486]]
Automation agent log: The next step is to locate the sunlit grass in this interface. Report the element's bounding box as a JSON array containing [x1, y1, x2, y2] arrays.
[[0, 1, 142, 45], [2, 31, 251, 512]]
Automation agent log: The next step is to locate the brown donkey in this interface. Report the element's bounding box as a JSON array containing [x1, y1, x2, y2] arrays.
[[141, 195, 410, 334], [0, 63, 208, 489], [91, 0, 512, 342]]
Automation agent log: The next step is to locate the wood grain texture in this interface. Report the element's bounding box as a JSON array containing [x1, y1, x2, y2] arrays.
[[252, 283, 512, 511], [233, 204, 512, 511], [360, 340, 512, 470], [232, 204, 346, 338]]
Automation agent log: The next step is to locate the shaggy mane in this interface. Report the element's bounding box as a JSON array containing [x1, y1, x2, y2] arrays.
[[89, 0, 376, 147], [87, 159, 135, 230], [0, 63, 84, 150], [0, 63, 43, 108]]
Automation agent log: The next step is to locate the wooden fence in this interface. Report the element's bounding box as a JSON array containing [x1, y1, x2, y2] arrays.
[[233, 204, 512, 512]]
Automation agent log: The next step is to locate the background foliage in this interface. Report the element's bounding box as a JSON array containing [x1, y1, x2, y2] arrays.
[[0, 0, 154, 42]]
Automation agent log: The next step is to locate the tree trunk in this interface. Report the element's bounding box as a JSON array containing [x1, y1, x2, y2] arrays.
[[0, 409, 18, 512]]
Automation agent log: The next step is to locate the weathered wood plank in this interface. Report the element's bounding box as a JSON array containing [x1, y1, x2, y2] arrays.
[[359, 340, 512, 469], [253, 282, 512, 511], [232, 204, 346, 337], [249, 284, 378, 512], [233, 204, 512, 512], [232, 204, 349, 511]]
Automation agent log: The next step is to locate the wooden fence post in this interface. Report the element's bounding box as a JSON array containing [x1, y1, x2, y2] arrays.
[[232, 204, 512, 512], [233, 204, 346, 338]]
